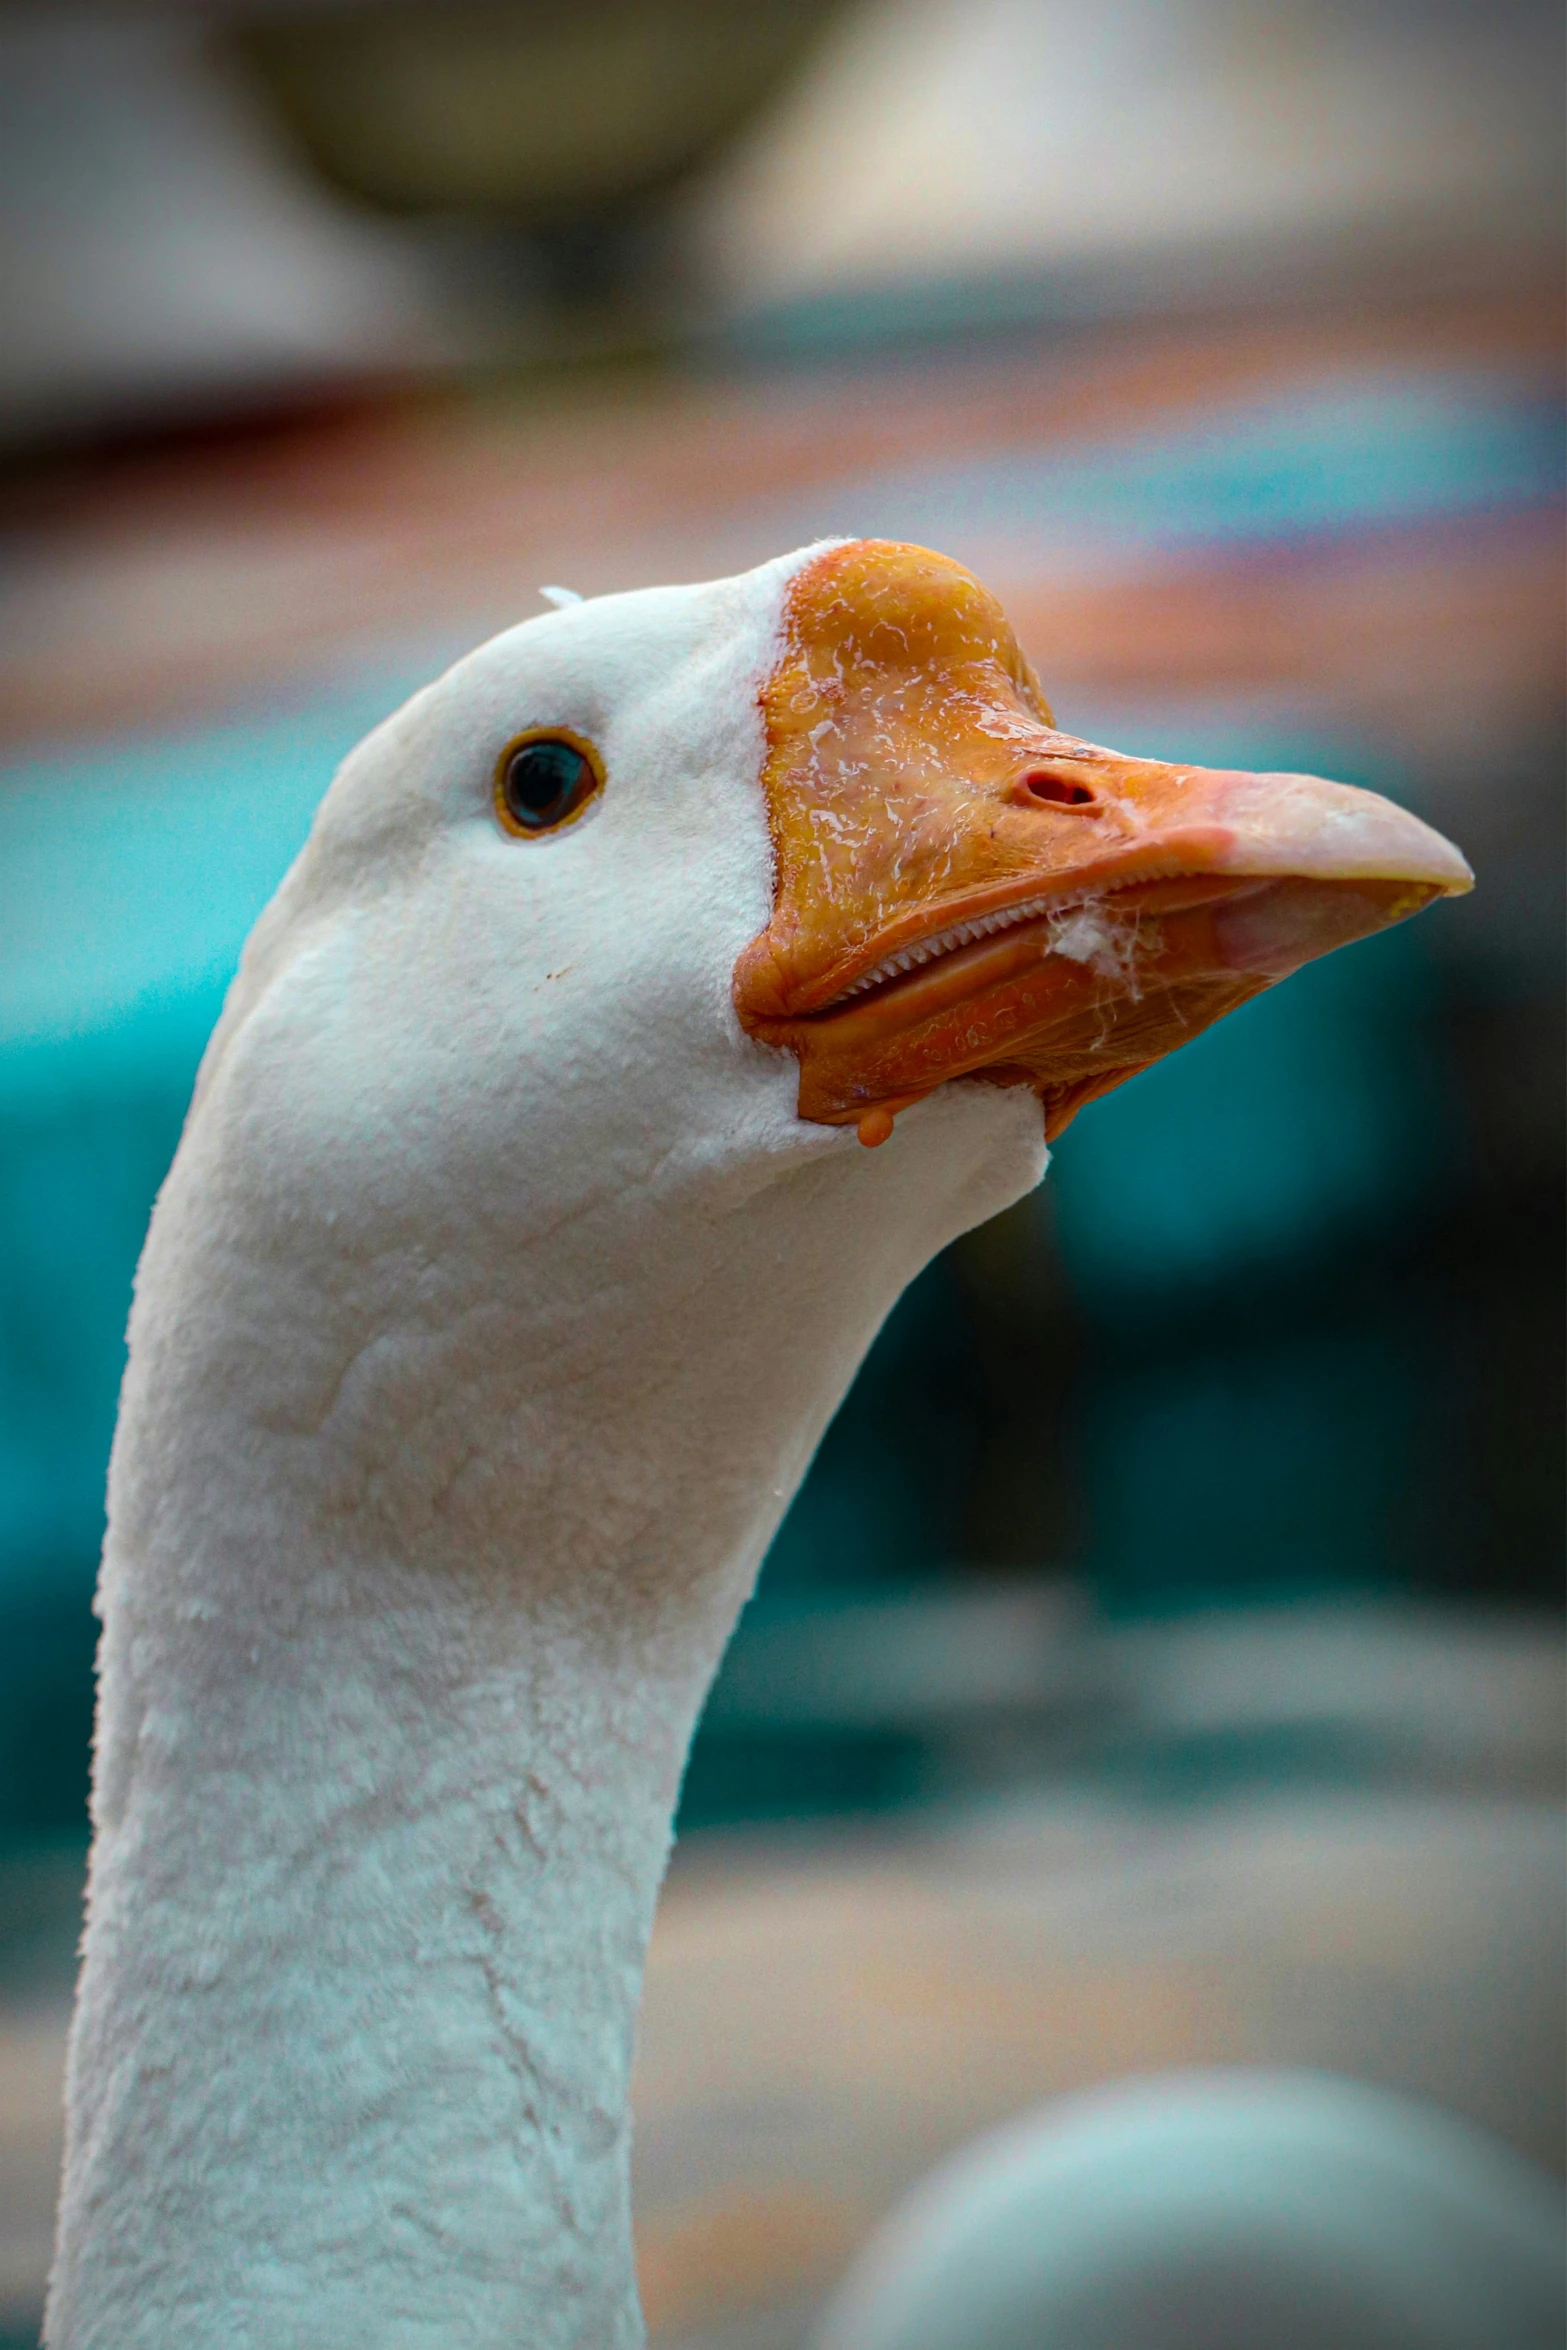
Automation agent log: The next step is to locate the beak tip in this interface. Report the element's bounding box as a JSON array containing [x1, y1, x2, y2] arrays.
[[1215, 771, 1473, 897]]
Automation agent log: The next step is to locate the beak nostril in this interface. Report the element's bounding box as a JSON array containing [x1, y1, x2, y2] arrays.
[[1017, 769, 1097, 809]]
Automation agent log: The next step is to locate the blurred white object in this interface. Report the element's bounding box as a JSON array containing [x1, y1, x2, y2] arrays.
[[696, 0, 1563, 331], [0, 9, 451, 443], [816, 2069, 1566, 2350]]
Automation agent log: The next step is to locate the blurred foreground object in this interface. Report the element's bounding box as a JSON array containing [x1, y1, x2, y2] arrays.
[[817, 2071, 1566, 2350]]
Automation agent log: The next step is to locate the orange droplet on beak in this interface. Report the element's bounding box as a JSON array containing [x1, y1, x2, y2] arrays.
[[856, 1107, 896, 1149]]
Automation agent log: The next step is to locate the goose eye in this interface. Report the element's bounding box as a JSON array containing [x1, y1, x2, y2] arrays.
[[495, 730, 603, 836]]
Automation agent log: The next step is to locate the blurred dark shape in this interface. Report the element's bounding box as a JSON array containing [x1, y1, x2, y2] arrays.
[[232, 0, 848, 338], [236, 0, 843, 222]]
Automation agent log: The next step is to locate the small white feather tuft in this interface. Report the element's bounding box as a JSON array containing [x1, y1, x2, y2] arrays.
[[538, 584, 584, 609]]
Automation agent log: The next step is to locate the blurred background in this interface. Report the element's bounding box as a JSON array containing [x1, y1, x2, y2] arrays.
[[0, 1, 1562, 2341]]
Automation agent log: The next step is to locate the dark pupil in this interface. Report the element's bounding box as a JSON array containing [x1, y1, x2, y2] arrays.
[[506, 740, 587, 828]]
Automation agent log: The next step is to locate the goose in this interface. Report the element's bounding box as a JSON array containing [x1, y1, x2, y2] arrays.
[[47, 537, 1473, 2349]]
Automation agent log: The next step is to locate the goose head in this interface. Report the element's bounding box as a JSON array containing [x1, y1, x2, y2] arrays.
[[202, 532, 1469, 1294]]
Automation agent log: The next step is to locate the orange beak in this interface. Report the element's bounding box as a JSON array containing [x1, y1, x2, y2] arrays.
[[734, 541, 1473, 1144]]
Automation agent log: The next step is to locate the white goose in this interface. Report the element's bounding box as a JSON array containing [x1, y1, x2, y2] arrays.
[[48, 539, 1479, 2348]]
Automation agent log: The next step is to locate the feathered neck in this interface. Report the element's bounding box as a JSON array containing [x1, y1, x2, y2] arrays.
[[47, 1052, 1045, 2347]]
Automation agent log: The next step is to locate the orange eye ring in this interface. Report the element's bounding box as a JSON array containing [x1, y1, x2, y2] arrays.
[[493, 726, 605, 838]]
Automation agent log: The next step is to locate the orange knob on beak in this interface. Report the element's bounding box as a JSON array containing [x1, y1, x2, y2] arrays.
[[733, 541, 1472, 1142]]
